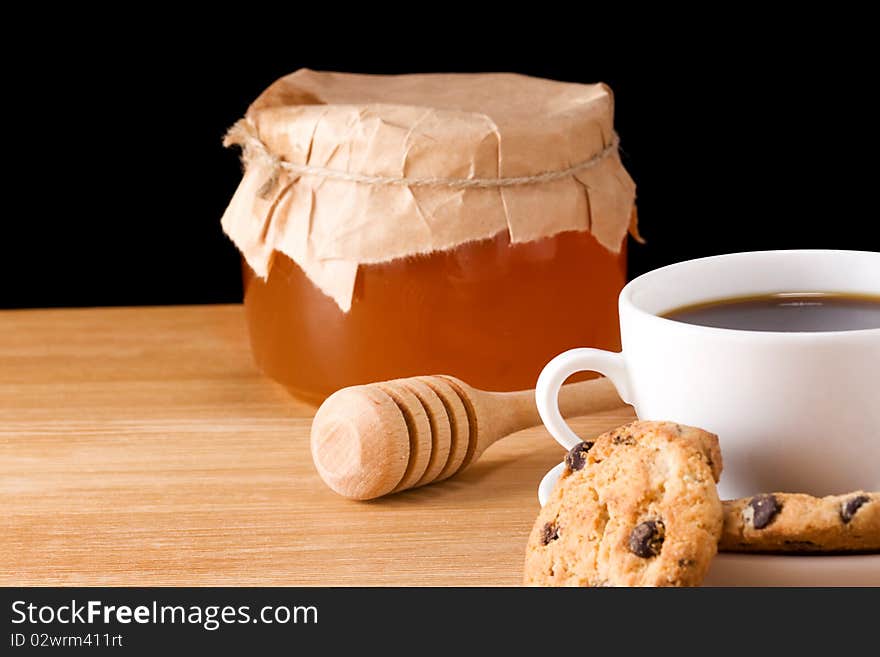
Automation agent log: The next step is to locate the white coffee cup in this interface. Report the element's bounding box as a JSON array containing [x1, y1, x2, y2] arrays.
[[535, 250, 880, 500]]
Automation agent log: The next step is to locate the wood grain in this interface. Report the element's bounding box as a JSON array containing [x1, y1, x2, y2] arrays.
[[0, 305, 635, 586]]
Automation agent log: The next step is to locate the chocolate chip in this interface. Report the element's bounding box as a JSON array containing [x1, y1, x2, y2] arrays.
[[612, 433, 635, 445], [840, 495, 870, 524], [748, 494, 782, 529], [541, 522, 559, 545], [628, 520, 665, 558], [564, 441, 594, 472], [678, 558, 695, 568]]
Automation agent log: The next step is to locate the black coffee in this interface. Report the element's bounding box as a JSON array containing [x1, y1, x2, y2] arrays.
[[663, 293, 880, 332]]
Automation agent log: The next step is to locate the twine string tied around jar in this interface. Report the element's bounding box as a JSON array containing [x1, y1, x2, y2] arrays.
[[223, 118, 621, 198]]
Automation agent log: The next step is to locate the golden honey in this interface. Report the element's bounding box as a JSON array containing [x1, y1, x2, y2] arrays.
[[243, 229, 626, 404]]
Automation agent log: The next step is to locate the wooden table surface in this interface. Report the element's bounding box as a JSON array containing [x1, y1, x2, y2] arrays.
[[0, 305, 634, 586]]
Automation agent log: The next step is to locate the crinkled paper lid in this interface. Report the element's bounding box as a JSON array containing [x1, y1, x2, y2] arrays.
[[222, 69, 638, 311]]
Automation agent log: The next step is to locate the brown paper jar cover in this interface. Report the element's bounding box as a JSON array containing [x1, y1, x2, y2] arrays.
[[222, 70, 638, 402]]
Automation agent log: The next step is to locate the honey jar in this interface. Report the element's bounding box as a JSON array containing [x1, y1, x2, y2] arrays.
[[222, 70, 637, 403]]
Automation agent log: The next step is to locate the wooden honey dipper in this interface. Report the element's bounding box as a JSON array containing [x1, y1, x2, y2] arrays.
[[311, 375, 623, 500]]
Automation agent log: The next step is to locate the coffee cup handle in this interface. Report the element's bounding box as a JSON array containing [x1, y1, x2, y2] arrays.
[[535, 348, 633, 449]]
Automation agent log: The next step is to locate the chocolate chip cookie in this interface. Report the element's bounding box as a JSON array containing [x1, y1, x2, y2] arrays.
[[720, 491, 880, 553], [524, 421, 723, 587]]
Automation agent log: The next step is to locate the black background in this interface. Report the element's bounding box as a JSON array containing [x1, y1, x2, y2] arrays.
[[5, 23, 878, 309]]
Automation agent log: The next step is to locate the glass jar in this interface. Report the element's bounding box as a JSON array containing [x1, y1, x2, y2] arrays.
[[224, 70, 637, 403], [242, 228, 626, 404]]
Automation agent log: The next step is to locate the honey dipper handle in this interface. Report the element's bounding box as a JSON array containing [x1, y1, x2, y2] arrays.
[[469, 376, 625, 455]]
